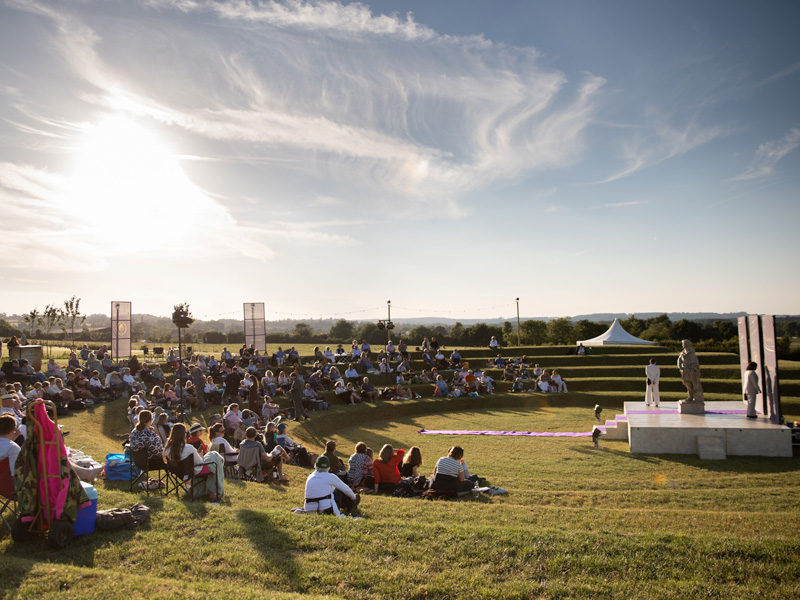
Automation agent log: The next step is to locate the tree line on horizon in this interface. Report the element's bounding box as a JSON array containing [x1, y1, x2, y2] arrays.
[[3, 306, 798, 358]]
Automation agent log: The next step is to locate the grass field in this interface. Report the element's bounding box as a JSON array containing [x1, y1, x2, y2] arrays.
[[2, 348, 800, 599]]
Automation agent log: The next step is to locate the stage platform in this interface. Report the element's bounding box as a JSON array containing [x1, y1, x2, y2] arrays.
[[619, 401, 793, 458]]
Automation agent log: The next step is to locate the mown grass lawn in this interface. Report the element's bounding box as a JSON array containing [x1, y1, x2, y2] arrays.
[[2, 393, 799, 599]]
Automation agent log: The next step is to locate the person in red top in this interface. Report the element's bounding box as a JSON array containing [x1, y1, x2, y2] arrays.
[[372, 444, 404, 495]]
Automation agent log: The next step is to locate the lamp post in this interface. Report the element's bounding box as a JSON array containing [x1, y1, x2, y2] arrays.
[[516, 297, 521, 347], [387, 300, 391, 347]]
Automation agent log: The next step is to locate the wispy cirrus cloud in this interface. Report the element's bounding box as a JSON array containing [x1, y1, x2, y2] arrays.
[[757, 59, 800, 87], [604, 200, 649, 208], [4, 0, 605, 216], [726, 127, 800, 182], [598, 112, 725, 183]]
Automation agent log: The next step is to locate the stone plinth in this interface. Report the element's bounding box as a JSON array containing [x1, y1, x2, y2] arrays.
[[678, 400, 705, 414]]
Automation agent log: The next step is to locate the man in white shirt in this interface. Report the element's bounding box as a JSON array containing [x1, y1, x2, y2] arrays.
[[645, 358, 661, 407], [303, 455, 358, 515], [0, 414, 21, 473]]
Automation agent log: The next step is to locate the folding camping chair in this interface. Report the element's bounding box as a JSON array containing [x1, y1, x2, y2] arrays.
[[211, 443, 239, 479], [129, 448, 167, 496], [165, 456, 217, 501], [0, 457, 18, 533]]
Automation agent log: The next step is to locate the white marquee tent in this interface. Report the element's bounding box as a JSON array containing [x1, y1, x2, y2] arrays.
[[577, 318, 657, 346]]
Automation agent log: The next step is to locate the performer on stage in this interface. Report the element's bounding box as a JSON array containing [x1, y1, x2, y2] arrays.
[[744, 362, 760, 419], [645, 358, 661, 407]]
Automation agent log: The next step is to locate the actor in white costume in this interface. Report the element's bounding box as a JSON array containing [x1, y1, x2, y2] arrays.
[[744, 362, 760, 419], [645, 358, 661, 407]]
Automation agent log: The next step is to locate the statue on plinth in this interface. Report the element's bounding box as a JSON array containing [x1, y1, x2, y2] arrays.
[[677, 339, 705, 413]]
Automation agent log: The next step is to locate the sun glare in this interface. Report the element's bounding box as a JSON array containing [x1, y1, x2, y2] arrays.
[[69, 116, 226, 250]]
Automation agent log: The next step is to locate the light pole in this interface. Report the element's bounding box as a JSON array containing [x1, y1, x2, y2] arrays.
[[386, 300, 391, 347], [516, 297, 521, 346]]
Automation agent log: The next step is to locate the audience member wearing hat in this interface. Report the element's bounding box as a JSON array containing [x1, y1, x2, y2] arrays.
[[188, 423, 208, 454], [303, 455, 359, 515]]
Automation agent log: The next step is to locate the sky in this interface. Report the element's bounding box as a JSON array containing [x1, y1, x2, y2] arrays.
[[1, 0, 799, 323]]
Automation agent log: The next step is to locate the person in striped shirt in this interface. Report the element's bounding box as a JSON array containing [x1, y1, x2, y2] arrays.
[[430, 446, 474, 493]]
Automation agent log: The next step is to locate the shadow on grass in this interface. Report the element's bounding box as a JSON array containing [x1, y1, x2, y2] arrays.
[[236, 509, 300, 584], [0, 495, 169, 569], [647, 453, 800, 474]]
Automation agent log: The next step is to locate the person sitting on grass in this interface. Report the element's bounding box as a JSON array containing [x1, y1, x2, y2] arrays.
[[303, 383, 321, 406], [328, 366, 344, 388], [203, 376, 221, 405], [464, 370, 479, 393], [304, 455, 359, 515], [396, 357, 412, 375], [334, 380, 357, 405], [344, 363, 359, 380], [164, 422, 224, 501], [323, 440, 347, 478], [360, 377, 379, 402], [400, 446, 423, 478], [394, 376, 413, 399], [47, 358, 67, 381], [373, 444, 404, 495], [276, 422, 312, 467], [537, 371, 553, 393], [347, 442, 374, 489], [433, 374, 450, 397], [480, 372, 495, 394], [449, 349, 462, 368], [421, 350, 434, 368], [261, 371, 278, 396], [503, 364, 516, 382], [551, 370, 568, 393], [386, 341, 397, 361], [451, 371, 466, 396], [358, 353, 374, 373], [434, 350, 447, 369], [378, 358, 393, 376], [430, 445, 474, 494]]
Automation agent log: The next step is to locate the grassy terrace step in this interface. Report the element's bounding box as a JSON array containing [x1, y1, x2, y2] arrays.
[[3, 393, 798, 600]]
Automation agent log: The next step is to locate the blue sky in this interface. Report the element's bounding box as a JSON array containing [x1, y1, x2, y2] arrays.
[[1, 0, 798, 322]]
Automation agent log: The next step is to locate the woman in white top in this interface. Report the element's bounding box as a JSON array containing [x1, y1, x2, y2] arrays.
[[209, 422, 239, 464], [163, 422, 224, 499]]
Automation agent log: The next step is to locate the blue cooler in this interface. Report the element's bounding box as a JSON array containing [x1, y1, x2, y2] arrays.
[[74, 481, 98, 537]]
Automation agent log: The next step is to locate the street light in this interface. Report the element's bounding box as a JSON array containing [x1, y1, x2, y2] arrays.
[[516, 298, 521, 346]]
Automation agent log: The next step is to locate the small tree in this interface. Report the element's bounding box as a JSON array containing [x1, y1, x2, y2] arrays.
[[23, 308, 40, 341], [328, 319, 356, 342], [40, 304, 61, 356], [60, 296, 86, 350], [172, 303, 194, 397]]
